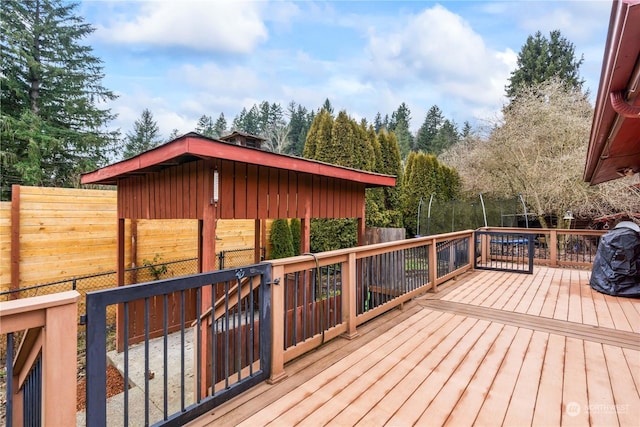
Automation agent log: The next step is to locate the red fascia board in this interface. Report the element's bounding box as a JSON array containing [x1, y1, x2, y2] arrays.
[[584, 0, 640, 184], [81, 135, 396, 188]]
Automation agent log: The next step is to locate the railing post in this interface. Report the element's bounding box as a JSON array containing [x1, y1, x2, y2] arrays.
[[429, 238, 437, 292], [268, 264, 287, 383], [469, 233, 475, 269], [342, 252, 358, 340], [549, 230, 558, 267], [42, 296, 79, 427]]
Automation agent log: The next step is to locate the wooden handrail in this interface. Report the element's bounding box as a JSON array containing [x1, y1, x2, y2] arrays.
[[0, 290, 80, 427], [265, 231, 475, 382]]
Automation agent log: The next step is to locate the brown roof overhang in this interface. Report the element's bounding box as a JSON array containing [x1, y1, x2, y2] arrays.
[[81, 133, 396, 188], [584, 0, 640, 185]]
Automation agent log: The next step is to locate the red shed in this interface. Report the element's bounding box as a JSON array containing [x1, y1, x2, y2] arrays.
[[81, 132, 396, 346]]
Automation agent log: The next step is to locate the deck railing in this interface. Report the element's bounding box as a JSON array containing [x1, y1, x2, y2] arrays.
[[268, 230, 474, 382], [0, 291, 80, 427], [481, 227, 605, 268], [1, 227, 603, 425]]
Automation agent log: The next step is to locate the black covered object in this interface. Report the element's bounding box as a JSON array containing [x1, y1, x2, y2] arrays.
[[590, 223, 640, 297]]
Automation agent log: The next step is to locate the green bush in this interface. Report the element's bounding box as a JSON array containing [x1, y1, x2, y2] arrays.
[[290, 218, 301, 256], [310, 218, 357, 252], [270, 219, 295, 259]]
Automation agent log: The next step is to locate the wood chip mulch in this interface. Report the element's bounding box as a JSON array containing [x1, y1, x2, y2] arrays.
[[77, 364, 128, 411]]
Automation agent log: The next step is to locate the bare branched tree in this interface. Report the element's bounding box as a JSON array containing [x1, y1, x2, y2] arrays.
[[441, 78, 639, 228], [262, 123, 291, 154]]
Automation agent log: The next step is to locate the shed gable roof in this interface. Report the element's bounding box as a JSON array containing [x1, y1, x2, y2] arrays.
[[81, 132, 396, 188]]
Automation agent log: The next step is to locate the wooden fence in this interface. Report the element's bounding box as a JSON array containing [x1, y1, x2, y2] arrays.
[[1, 185, 270, 295]]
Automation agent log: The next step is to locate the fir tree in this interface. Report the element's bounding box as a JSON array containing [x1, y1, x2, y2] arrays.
[[1, 0, 118, 198], [123, 109, 161, 159], [506, 30, 585, 101], [195, 114, 215, 137], [287, 101, 311, 156], [213, 113, 227, 138], [461, 121, 472, 138], [416, 105, 443, 153], [389, 103, 413, 158], [321, 98, 334, 115]]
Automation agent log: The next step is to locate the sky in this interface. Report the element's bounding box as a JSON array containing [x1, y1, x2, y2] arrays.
[[79, 0, 613, 139]]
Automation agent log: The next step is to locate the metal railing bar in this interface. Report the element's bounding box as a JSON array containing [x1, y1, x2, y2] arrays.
[[210, 283, 216, 396], [144, 297, 150, 427], [124, 301, 129, 427], [295, 272, 300, 343], [249, 278, 255, 376], [180, 290, 185, 412], [196, 287, 202, 404], [6, 332, 13, 427], [163, 294, 168, 420], [224, 281, 230, 389], [236, 276, 242, 383]]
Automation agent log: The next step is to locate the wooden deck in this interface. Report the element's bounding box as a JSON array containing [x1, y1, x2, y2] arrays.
[[187, 267, 640, 427]]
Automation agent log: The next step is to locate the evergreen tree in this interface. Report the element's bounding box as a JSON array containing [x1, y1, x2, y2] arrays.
[[1, 0, 118, 198], [195, 114, 214, 137], [389, 103, 414, 158], [289, 218, 301, 256], [394, 123, 414, 160], [506, 30, 585, 101], [231, 108, 247, 132], [416, 105, 443, 153], [270, 219, 294, 259], [326, 110, 356, 167], [303, 109, 333, 159], [168, 128, 180, 140], [431, 119, 459, 155], [374, 112, 383, 133], [389, 103, 411, 132], [123, 109, 161, 159], [461, 121, 472, 138], [401, 151, 461, 236], [231, 106, 260, 135], [378, 129, 403, 226], [213, 113, 227, 138], [287, 101, 311, 156], [321, 98, 334, 115]]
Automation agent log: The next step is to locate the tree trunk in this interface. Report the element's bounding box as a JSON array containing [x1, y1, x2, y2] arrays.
[[29, 0, 41, 116]]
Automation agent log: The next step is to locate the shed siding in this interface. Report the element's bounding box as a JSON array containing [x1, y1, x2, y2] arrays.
[[117, 159, 365, 220]]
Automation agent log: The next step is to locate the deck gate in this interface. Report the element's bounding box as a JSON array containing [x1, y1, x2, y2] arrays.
[[474, 230, 534, 274], [84, 264, 272, 427]]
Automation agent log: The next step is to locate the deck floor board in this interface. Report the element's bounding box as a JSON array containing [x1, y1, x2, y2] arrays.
[[186, 267, 640, 427]]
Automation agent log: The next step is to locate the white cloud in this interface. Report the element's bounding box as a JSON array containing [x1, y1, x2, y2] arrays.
[[95, 1, 268, 53], [363, 5, 514, 122], [174, 62, 262, 93]]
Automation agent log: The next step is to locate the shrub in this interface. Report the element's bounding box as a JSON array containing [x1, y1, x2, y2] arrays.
[[270, 219, 295, 259]]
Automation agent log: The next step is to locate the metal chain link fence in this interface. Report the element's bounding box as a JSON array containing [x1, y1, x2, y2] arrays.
[[0, 248, 263, 380]]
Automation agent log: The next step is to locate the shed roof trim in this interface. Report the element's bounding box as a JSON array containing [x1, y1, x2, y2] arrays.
[[81, 132, 396, 187]]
